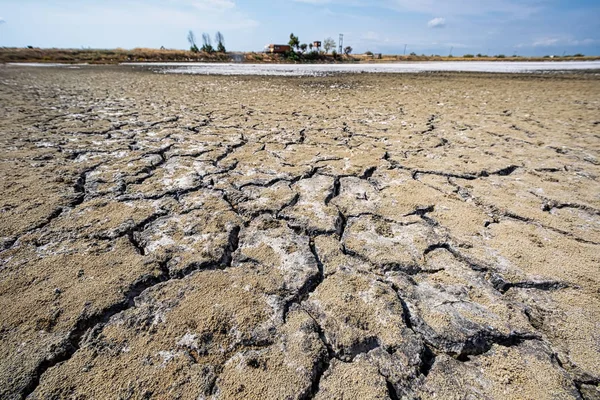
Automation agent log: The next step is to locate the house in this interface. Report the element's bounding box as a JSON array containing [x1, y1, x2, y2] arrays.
[[266, 44, 291, 54]]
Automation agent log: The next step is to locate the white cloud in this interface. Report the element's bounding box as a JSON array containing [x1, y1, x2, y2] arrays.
[[427, 17, 445, 28], [294, 0, 333, 3], [388, 0, 543, 18], [50, 0, 258, 31], [526, 37, 599, 48], [292, 0, 542, 17], [533, 37, 560, 47], [188, 0, 235, 10], [569, 38, 598, 46]]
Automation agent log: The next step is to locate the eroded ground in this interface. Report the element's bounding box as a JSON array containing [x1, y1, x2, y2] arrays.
[[0, 66, 599, 399]]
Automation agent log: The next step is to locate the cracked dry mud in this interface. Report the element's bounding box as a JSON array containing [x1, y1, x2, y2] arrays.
[[0, 66, 599, 400]]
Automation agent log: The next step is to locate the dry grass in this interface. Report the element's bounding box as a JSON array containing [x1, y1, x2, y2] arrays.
[[0, 47, 231, 64], [1, 47, 598, 64]]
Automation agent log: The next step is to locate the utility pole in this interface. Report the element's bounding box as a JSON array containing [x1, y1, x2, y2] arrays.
[[404, 44, 407, 55], [339, 34, 344, 54]]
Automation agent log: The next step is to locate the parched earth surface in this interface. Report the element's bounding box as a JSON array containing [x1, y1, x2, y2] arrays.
[[0, 65, 599, 399]]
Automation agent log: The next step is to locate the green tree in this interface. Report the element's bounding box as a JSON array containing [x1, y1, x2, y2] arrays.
[[201, 33, 214, 53], [215, 31, 226, 53], [344, 46, 352, 55], [187, 30, 199, 53], [323, 37, 335, 54], [309, 43, 314, 52], [300, 43, 308, 53], [289, 33, 300, 51]]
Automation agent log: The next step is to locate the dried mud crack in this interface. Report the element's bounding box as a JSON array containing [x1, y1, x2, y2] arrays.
[[1, 66, 599, 400]]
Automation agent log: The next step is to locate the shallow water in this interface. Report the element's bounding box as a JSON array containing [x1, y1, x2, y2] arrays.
[[125, 61, 600, 76]]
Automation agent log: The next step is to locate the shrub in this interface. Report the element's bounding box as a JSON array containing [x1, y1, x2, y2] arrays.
[[496, 54, 506, 58], [303, 51, 320, 61], [285, 50, 300, 61], [463, 54, 474, 58], [365, 50, 373, 56]]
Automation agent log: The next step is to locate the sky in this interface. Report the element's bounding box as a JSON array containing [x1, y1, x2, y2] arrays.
[[0, 0, 599, 56]]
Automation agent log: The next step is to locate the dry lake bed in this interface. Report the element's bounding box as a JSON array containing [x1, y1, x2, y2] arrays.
[[1, 65, 599, 399]]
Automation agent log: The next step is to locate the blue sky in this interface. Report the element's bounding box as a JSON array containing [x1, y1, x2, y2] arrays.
[[0, 0, 598, 55]]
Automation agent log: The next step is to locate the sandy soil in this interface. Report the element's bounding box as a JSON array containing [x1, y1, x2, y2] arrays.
[[0, 65, 599, 399]]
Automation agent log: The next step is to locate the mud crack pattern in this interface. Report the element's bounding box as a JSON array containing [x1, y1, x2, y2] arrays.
[[0, 66, 599, 399]]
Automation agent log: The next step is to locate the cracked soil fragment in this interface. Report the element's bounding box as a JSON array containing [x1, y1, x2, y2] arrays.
[[0, 66, 599, 399]]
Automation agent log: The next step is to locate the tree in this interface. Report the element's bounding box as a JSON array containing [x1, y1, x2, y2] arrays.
[[344, 46, 353, 55], [215, 31, 226, 53], [187, 30, 199, 53], [201, 33, 214, 53], [300, 43, 308, 53], [323, 37, 335, 54], [309, 43, 314, 52], [289, 33, 300, 51]]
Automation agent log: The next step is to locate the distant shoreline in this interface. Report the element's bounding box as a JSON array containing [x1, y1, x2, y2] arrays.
[[2, 47, 599, 65]]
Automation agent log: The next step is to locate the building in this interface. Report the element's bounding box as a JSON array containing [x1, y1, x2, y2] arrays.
[[266, 44, 292, 54]]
